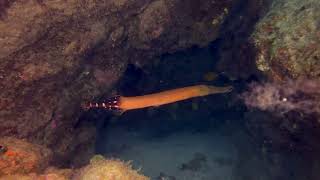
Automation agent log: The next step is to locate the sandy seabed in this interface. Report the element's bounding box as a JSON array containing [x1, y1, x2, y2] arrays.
[[98, 119, 292, 180]]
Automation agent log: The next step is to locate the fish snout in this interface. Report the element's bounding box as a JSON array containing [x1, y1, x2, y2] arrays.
[[219, 85, 233, 93]]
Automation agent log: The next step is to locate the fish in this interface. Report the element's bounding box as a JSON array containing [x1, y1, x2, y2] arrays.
[[83, 84, 233, 113]]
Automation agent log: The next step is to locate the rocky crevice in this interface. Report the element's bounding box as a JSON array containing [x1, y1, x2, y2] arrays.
[[0, 0, 238, 166]]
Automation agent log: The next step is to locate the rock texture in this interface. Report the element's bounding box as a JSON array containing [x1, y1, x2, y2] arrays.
[[252, 0, 320, 80], [0, 0, 237, 166], [215, 0, 320, 81], [0, 155, 148, 180], [74, 155, 149, 180], [244, 0, 320, 153], [0, 137, 147, 179], [0, 137, 52, 176], [214, 0, 320, 156], [216, 0, 272, 80]]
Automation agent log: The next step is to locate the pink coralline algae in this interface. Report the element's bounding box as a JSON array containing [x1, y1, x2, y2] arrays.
[[241, 78, 320, 115]]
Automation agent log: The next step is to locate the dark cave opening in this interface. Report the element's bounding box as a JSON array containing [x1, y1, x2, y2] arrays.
[[74, 37, 319, 179], [75, 1, 319, 179], [77, 44, 303, 179]]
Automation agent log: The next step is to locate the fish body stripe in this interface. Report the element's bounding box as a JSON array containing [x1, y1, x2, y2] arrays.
[[85, 96, 121, 110]]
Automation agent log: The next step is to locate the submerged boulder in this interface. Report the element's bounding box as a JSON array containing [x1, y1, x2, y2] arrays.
[[243, 0, 320, 154], [0, 137, 52, 176], [0, 154, 148, 180], [252, 0, 320, 80], [74, 155, 149, 180]]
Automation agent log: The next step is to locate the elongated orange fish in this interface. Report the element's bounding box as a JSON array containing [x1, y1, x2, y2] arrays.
[[83, 84, 232, 112]]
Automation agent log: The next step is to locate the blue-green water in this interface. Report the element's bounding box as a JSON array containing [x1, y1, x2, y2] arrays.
[[92, 46, 319, 180], [96, 109, 314, 180]]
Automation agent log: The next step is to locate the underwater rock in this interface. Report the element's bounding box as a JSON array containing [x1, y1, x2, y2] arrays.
[[215, 0, 320, 161], [0, 168, 73, 180], [219, 0, 320, 81], [73, 155, 149, 180], [129, 0, 234, 53], [244, 108, 320, 153], [0, 155, 148, 180], [216, 0, 270, 80], [240, 0, 320, 155], [252, 0, 320, 80], [0, 0, 237, 166], [0, 137, 52, 176], [179, 152, 207, 172]]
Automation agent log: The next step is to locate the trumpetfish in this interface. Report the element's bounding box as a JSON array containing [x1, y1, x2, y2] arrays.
[[83, 84, 233, 112]]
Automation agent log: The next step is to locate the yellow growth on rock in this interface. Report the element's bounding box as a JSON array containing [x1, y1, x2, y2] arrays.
[[74, 155, 149, 180]]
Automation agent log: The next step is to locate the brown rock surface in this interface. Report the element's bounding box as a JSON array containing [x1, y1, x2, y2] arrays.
[[214, 0, 320, 158], [0, 155, 148, 180], [0, 0, 237, 165], [240, 0, 320, 154], [73, 155, 149, 180], [0, 137, 52, 176], [252, 0, 320, 81], [216, 0, 271, 80]]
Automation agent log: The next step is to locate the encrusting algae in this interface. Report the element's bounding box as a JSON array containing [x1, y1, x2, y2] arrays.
[[74, 155, 149, 180]]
